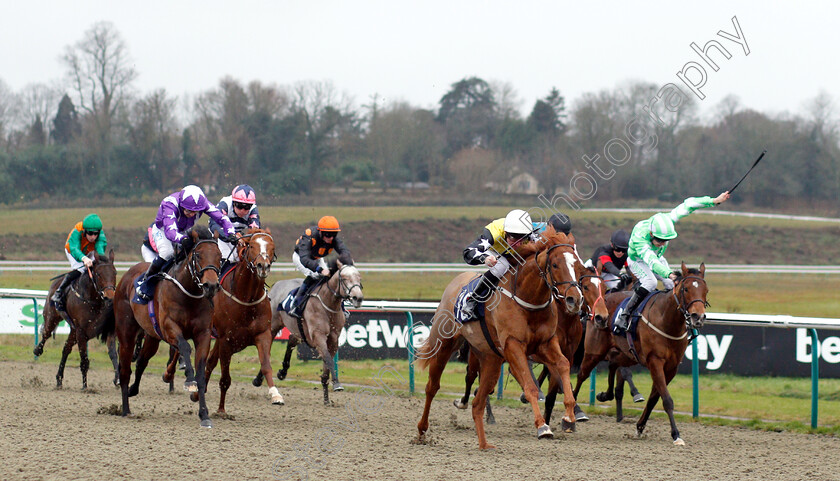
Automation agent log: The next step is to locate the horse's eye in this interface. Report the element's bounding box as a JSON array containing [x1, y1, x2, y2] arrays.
[[552, 263, 557, 268]]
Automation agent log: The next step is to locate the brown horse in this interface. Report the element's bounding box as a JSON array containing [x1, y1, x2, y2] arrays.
[[254, 260, 364, 405], [33, 250, 117, 389], [194, 228, 284, 412], [105, 226, 222, 428], [416, 231, 582, 450], [454, 262, 609, 424], [572, 262, 709, 445]]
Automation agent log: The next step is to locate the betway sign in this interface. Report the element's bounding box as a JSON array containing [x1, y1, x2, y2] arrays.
[[296, 312, 840, 377]]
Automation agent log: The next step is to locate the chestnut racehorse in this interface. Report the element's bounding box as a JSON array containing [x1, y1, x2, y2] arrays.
[[190, 228, 284, 412], [106, 226, 222, 428], [572, 262, 709, 445], [34, 250, 117, 389], [416, 231, 582, 450]]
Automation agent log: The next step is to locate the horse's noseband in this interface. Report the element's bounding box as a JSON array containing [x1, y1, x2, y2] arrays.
[[189, 239, 221, 286]]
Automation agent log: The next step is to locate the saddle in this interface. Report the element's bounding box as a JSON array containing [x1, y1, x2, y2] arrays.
[[453, 275, 487, 324], [131, 259, 175, 305], [278, 278, 327, 317], [610, 290, 663, 339]]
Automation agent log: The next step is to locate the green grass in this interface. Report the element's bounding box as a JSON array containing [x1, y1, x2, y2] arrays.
[[3, 271, 839, 318], [5, 333, 839, 434], [10, 205, 838, 236]]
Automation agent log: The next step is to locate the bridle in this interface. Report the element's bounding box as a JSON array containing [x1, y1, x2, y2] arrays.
[[576, 268, 605, 323], [219, 232, 276, 306], [673, 274, 710, 329], [537, 243, 582, 304], [78, 261, 116, 301], [325, 264, 364, 301], [237, 232, 277, 278], [162, 239, 221, 298]]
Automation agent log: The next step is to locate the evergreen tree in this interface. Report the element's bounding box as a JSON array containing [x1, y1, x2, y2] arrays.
[[51, 94, 80, 145]]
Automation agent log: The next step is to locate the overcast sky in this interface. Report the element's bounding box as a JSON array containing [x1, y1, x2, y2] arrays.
[[1, 1, 836, 120]]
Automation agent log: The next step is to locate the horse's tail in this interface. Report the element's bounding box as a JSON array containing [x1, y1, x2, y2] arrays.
[[414, 311, 461, 371], [97, 305, 115, 343]]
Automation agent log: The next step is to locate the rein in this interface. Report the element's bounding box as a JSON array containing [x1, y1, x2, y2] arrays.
[[219, 232, 274, 306], [70, 262, 115, 302], [641, 275, 709, 341], [577, 269, 604, 323], [537, 243, 582, 304], [163, 239, 220, 298]]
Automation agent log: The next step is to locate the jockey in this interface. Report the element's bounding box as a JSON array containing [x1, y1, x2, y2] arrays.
[[533, 212, 572, 235], [51, 214, 107, 312], [210, 184, 261, 268], [612, 191, 730, 335], [459, 209, 535, 321], [586, 229, 632, 292], [289, 215, 354, 318], [135, 185, 236, 302]]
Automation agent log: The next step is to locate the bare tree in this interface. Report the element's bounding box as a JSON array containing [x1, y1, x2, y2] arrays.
[[62, 21, 137, 146], [129, 89, 180, 191], [17, 82, 62, 142]]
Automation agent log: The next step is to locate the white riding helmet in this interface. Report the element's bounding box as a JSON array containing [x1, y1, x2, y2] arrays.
[[504, 209, 533, 235]]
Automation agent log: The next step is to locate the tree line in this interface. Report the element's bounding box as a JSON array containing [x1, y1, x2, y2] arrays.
[[0, 21, 837, 209]]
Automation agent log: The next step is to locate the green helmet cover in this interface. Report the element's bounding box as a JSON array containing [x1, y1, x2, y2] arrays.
[[650, 213, 677, 240], [82, 214, 103, 231]]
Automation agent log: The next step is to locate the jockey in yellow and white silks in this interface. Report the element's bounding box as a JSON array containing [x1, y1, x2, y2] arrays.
[[458, 209, 536, 322], [612, 191, 730, 335]]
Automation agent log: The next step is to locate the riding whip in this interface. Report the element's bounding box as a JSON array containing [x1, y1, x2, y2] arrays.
[[729, 150, 766, 194]]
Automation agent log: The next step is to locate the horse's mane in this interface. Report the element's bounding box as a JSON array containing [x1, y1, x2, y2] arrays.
[[191, 224, 214, 240]]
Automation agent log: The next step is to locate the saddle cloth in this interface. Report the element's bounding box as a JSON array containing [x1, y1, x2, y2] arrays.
[[453, 275, 487, 324], [610, 290, 663, 338]]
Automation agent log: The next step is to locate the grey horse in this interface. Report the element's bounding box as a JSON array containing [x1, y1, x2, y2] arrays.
[[253, 260, 364, 405]]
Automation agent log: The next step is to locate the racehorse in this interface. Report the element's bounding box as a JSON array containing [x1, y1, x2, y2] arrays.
[[416, 230, 582, 450], [571, 262, 708, 445], [453, 263, 609, 425], [253, 259, 363, 405], [33, 250, 117, 389], [105, 226, 222, 428], [187, 228, 284, 412]]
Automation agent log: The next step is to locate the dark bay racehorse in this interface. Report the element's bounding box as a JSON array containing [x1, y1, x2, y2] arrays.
[[192, 228, 284, 412], [572, 262, 709, 445], [105, 226, 221, 428], [417, 231, 582, 450], [253, 260, 363, 405], [33, 250, 117, 389]]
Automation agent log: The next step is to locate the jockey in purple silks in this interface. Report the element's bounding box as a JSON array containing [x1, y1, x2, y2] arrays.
[[135, 185, 236, 301]]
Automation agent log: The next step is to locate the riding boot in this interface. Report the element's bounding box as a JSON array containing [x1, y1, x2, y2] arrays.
[[51, 270, 81, 312], [461, 271, 500, 320], [135, 256, 168, 301], [290, 275, 319, 318], [613, 285, 649, 335]]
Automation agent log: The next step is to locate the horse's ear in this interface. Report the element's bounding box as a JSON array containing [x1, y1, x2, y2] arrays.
[[109, 249, 115, 263], [681, 261, 688, 277], [337, 259, 344, 269], [264, 227, 271, 235], [212, 230, 219, 240], [699, 262, 705, 276]]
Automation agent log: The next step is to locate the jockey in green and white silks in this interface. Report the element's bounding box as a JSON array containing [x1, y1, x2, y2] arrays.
[[612, 191, 730, 335]]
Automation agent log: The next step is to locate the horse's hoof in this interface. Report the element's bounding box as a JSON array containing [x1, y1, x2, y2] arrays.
[[190, 392, 199, 403], [184, 381, 198, 393], [333, 383, 344, 392], [479, 444, 497, 450], [33, 346, 43, 356], [596, 392, 612, 402], [486, 416, 496, 425], [537, 423, 554, 439], [453, 399, 468, 410], [519, 393, 527, 404], [673, 437, 685, 446], [128, 385, 139, 397], [252, 377, 263, 387], [633, 393, 645, 403], [561, 416, 576, 433], [200, 418, 213, 429], [271, 395, 285, 405], [538, 391, 545, 402], [574, 405, 589, 422], [277, 371, 287, 381], [616, 415, 624, 423]]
